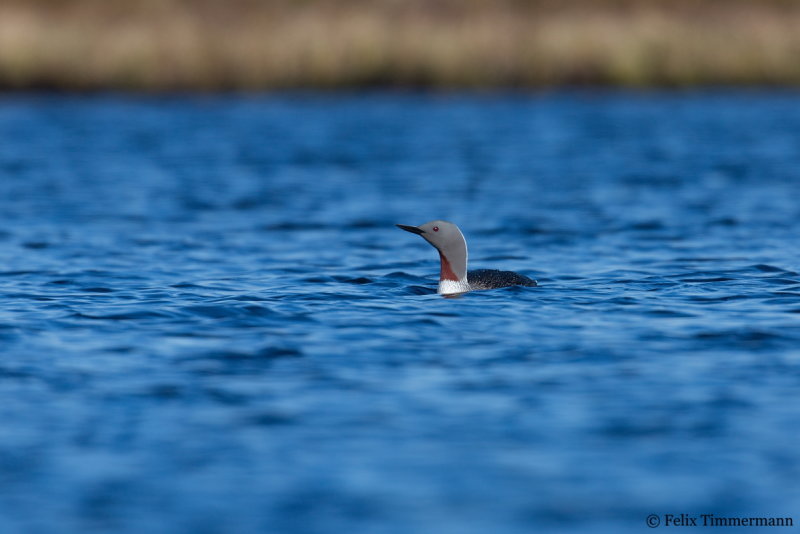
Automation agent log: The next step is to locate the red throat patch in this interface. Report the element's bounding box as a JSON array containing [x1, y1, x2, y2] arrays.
[[438, 252, 459, 281]]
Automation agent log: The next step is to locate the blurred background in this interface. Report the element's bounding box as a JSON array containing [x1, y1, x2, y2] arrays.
[[2, 0, 800, 91]]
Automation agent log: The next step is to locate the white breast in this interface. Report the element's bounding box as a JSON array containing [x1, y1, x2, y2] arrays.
[[438, 279, 472, 295]]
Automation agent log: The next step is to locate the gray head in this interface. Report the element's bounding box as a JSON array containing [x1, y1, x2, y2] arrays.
[[396, 220, 468, 281]]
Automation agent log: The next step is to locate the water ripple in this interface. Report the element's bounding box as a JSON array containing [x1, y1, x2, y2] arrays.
[[1, 92, 800, 534]]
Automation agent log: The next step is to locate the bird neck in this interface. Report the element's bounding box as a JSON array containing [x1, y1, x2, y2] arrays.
[[436, 230, 468, 294], [438, 251, 466, 282]]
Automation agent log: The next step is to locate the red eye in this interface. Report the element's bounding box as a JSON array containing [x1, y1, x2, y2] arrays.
[[433, 226, 439, 232]]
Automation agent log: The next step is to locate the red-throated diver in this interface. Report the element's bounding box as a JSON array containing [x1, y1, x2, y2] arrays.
[[396, 220, 537, 295]]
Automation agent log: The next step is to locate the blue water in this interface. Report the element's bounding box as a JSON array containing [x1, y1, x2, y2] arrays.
[[1, 92, 799, 534]]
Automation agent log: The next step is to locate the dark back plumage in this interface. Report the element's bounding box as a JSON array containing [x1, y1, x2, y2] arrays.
[[467, 269, 537, 290]]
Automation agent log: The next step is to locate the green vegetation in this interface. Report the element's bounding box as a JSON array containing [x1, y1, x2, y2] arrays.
[[2, 0, 800, 90]]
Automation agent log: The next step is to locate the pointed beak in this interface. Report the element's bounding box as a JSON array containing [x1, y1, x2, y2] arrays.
[[396, 224, 425, 235]]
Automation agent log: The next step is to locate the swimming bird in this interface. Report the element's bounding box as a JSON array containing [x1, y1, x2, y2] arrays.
[[396, 220, 537, 295]]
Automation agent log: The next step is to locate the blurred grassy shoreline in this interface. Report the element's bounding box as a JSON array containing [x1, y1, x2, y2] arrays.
[[3, 0, 800, 91]]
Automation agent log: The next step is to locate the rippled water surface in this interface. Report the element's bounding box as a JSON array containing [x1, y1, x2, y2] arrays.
[[1, 92, 800, 533]]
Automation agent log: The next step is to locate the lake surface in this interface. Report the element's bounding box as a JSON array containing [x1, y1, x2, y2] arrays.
[[1, 92, 799, 534]]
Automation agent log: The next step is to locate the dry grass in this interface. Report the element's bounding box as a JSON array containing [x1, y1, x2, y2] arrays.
[[2, 0, 800, 90]]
